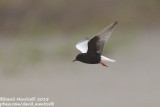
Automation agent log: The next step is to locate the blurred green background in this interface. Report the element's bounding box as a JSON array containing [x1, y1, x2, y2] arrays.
[[0, 0, 160, 107]]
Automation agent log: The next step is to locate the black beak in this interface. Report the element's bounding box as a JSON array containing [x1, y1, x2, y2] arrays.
[[72, 59, 77, 62]]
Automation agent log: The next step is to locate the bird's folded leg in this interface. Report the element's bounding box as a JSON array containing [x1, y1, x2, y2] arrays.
[[100, 62, 108, 67]]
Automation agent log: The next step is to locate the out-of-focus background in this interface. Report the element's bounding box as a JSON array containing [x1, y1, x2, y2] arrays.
[[0, 0, 160, 107]]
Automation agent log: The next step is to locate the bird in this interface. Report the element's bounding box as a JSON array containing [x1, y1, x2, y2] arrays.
[[73, 21, 118, 67]]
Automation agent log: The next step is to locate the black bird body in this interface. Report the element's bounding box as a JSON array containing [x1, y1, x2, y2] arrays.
[[76, 53, 101, 64], [73, 21, 118, 67]]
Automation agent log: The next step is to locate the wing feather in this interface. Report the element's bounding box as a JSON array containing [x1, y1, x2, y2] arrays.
[[87, 21, 118, 55], [76, 38, 89, 53]]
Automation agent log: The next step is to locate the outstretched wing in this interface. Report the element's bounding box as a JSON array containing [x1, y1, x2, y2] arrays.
[[76, 38, 89, 53], [87, 21, 118, 55]]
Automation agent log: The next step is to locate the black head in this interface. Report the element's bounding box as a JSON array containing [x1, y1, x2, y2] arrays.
[[72, 53, 86, 62]]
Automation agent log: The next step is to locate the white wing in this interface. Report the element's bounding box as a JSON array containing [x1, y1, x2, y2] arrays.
[[76, 38, 89, 53]]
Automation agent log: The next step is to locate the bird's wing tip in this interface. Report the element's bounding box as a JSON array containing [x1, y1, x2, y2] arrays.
[[112, 21, 118, 27], [115, 21, 118, 24]]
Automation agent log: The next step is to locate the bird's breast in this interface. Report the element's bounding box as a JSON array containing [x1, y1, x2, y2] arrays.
[[81, 55, 101, 64]]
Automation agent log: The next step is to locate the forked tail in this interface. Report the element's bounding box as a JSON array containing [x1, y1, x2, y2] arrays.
[[101, 55, 116, 62]]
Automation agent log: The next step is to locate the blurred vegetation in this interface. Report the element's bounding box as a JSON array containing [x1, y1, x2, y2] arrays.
[[0, 0, 160, 35]]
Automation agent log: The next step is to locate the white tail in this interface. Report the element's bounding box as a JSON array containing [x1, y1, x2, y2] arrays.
[[101, 55, 116, 62]]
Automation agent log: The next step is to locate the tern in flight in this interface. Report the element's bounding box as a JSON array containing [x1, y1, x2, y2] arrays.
[[73, 21, 118, 67]]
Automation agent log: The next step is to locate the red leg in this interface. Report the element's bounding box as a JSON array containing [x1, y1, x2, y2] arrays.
[[100, 62, 108, 67]]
